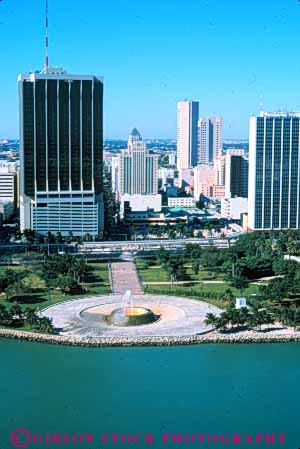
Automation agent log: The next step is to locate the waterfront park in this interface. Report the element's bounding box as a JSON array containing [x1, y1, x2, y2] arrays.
[[2, 231, 300, 449], [1, 231, 300, 343]]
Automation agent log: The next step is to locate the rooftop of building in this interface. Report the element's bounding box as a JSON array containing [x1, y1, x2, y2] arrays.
[[18, 68, 104, 82], [128, 128, 142, 142], [259, 111, 300, 118]]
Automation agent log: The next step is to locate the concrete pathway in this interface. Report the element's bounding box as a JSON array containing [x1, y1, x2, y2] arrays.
[[41, 294, 222, 338], [110, 261, 143, 295]]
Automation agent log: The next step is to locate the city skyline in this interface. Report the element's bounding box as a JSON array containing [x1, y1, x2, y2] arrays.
[[1, 0, 300, 139]]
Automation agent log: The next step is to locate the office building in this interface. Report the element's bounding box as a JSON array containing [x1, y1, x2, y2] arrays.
[[197, 117, 223, 164], [0, 168, 17, 208], [248, 112, 300, 230], [225, 149, 248, 198], [19, 68, 104, 237], [168, 197, 195, 208], [176, 101, 199, 169], [118, 128, 158, 195]]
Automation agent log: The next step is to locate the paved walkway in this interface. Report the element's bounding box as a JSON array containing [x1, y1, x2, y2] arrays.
[[110, 261, 143, 295], [41, 294, 222, 338]]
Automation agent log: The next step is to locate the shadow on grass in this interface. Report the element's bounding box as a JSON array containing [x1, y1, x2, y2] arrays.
[[7, 295, 46, 304], [84, 274, 103, 283]]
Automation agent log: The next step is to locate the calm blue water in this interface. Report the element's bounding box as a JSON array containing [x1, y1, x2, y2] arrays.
[[0, 340, 299, 449]]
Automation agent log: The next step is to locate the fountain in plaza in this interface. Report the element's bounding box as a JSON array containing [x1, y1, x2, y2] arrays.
[[107, 290, 159, 327]]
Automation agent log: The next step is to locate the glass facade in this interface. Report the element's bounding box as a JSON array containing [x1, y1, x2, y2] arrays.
[[82, 80, 92, 191], [47, 80, 58, 191], [35, 79, 47, 191], [93, 79, 103, 196], [230, 156, 244, 197], [254, 115, 300, 230], [20, 72, 104, 237], [59, 80, 70, 191], [21, 75, 103, 196], [70, 80, 81, 191], [23, 81, 35, 197]]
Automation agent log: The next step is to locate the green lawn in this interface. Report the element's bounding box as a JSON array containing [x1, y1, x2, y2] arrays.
[[185, 266, 224, 281], [135, 257, 261, 309], [143, 282, 259, 296], [138, 266, 169, 282], [135, 258, 226, 283], [143, 283, 260, 309], [0, 262, 111, 314]]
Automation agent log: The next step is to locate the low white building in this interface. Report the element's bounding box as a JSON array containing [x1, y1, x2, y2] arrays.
[[120, 194, 162, 217], [158, 167, 177, 185], [221, 197, 248, 220], [168, 197, 195, 208], [0, 168, 18, 207]]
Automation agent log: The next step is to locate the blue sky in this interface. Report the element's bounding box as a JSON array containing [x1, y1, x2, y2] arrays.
[[0, 0, 300, 139]]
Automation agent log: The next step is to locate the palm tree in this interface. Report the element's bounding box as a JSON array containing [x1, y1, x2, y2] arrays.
[[10, 304, 23, 321], [192, 259, 200, 275], [204, 313, 218, 328], [37, 317, 54, 334], [224, 288, 234, 303], [215, 316, 229, 332], [0, 304, 10, 325], [250, 306, 273, 331], [25, 308, 39, 328]]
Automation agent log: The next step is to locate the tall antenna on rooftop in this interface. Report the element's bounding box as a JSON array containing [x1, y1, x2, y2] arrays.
[[45, 0, 49, 71]]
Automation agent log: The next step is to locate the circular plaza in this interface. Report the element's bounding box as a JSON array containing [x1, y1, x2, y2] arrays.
[[41, 294, 222, 338]]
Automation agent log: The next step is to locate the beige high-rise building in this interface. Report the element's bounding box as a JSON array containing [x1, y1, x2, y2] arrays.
[[212, 117, 223, 159], [197, 117, 223, 164], [176, 101, 199, 170], [118, 128, 158, 195], [215, 155, 226, 186]]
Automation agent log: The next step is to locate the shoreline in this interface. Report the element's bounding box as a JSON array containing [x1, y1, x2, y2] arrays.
[[1, 328, 300, 347]]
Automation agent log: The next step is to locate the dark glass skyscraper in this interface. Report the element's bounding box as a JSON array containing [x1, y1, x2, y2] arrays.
[[225, 150, 248, 198], [19, 68, 104, 237], [248, 112, 300, 230]]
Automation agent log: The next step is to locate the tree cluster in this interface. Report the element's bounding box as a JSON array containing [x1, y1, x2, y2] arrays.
[[156, 248, 188, 281], [205, 303, 300, 332], [41, 255, 89, 294], [0, 304, 54, 333], [0, 268, 29, 300]]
